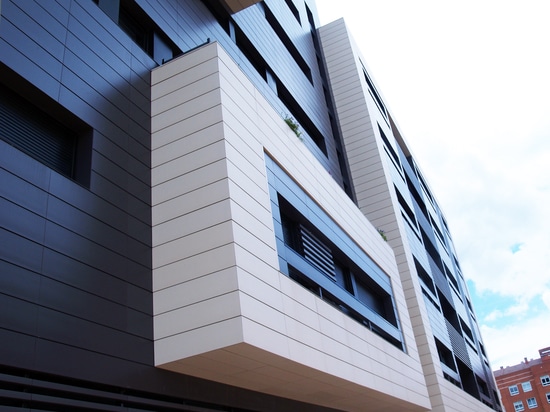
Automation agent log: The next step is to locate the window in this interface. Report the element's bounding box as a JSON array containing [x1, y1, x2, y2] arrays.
[[527, 397, 537, 409], [513, 401, 524, 411], [262, 3, 312, 83], [95, 0, 182, 65], [542, 375, 550, 386], [522, 381, 533, 392], [546, 393, 550, 403], [266, 156, 403, 349], [0, 74, 91, 186], [509, 385, 519, 396], [278, 195, 397, 326], [360, 61, 387, 119], [284, 0, 301, 23]]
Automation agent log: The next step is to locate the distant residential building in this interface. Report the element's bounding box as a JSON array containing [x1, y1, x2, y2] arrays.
[[494, 347, 550, 411]]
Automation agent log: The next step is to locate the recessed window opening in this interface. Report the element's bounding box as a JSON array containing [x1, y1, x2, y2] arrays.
[[284, 0, 301, 23], [421, 287, 440, 311], [267, 156, 404, 349], [360, 62, 387, 119], [430, 215, 446, 248], [95, 0, 182, 65], [416, 169, 435, 204], [445, 264, 460, 293], [0, 76, 91, 186], [476, 375, 489, 397], [456, 358, 480, 399], [378, 125, 401, 169], [439, 293, 461, 331], [200, 0, 327, 156], [460, 318, 474, 342], [395, 186, 417, 228], [278, 195, 398, 327], [435, 338, 457, 372], [421, 228, 444, 273], [414, 257, 436, 295], [405, 174, 428, 218], [277, 82, 327, 155], [262, 4, 312, 83]]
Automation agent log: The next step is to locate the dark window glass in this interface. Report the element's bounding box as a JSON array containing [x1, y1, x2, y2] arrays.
[[0, 83, 75, 178]]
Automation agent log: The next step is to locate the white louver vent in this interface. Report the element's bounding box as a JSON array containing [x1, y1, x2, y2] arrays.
[[300, 225, 335, 280]]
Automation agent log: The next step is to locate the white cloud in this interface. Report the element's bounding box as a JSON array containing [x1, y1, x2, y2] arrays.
[[481, 313, 550, 369], [483, 301, 531, 324]]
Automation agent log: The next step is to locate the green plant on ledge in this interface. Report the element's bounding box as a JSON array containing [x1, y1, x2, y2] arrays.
[[377, 228, 388, 241], [284, 114, 302, 140]]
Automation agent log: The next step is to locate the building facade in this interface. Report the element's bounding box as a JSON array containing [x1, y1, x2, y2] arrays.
[[494, 347, 550, 412], [0, 0, 499, 411]]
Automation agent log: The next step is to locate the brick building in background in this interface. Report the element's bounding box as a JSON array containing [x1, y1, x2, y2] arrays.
[[494, 347, 550, 411]]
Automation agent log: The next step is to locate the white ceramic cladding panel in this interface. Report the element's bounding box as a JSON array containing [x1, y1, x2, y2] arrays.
[[150, 42, 429, 411]]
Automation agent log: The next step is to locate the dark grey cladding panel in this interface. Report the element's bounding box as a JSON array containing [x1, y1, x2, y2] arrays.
[[42, 249, 151, 315], [0, 329, 37, 371], [446, 319, 472, 369]]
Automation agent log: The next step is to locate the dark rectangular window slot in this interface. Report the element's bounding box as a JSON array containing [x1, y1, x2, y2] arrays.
[[421, 287, 441, 311], [263, 4, 312, 84], [444, 263, 460, 293], [378, 125, 401, 168], [201, 1, 326, 155], [361, 63, 387, 119], [435, 338, 457, 372], [395, 186, 417, 226], [284, 0, 301, 24], [200, 0, 326, 156], [421, 228, 444, 273], [460, 318, 474, 342], [405, 174, 428, 218], [0, 78, 91, 185], [300, 225, 336, 280], [414, 257, 436, 295], [97, 0, 182, 65], [234, 25, 268, 81], [430, 215, 446, 247], [278, 195, 399, 331], [416, 169, 435, 204], [305, 5, 316, 33], [439, 293, 461, 331], [277, 82, 327, 155]]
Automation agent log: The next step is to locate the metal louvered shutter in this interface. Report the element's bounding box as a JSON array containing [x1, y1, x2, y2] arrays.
[[300, 225, 336, 280], [0, 85, 75, 177]]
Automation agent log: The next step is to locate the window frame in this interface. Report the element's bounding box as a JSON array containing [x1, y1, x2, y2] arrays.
[[266, 155, 404, 349], [526, 397, 537, 409], [513, 400, 524, 412], [541, 375, 550, 386], [522, 381, 532, 392], [0, 71, 92, 186], [509, 385, 519, 396]]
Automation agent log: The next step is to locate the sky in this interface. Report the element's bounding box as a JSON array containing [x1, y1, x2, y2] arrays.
[[315, 0, 550, 369]]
